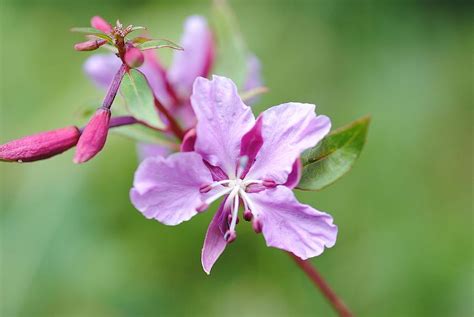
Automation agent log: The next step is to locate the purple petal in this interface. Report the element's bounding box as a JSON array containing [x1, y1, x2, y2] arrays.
[[283, 159, 302, 189], [201, 199, 230, 274], [191, 76, 255, 177], [246, 103, 331, 184], [136, 143, 171, 161], [249, 186, 337, 259], [130, 152, 212, 225], [83, 53, 122, 88], [180, 129, 196, 152], [139, 50, 177, 108], [168, 16, 214, 99], [239, 116, 263, 178], [243, 54, 263, 105]]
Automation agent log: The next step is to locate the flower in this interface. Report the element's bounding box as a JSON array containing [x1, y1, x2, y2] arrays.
[[130, 76, 337, 274], [0, 126, 80, 162], [84, 15, 262, 159]]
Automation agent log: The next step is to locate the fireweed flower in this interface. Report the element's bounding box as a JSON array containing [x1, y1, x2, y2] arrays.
[[130, 76, 337, 274], [84, 15, 262, 158]]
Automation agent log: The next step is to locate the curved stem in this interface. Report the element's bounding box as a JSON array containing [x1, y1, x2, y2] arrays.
[[153, 97, 185, 140], [288, 253, 353, 317]]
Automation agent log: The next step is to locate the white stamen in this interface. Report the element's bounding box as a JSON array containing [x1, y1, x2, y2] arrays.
[[204, 187, 233, 205], [229, 189, 240, 231]]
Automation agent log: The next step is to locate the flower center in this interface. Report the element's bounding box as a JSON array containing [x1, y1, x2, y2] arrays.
[[199, 177, 267, 243]]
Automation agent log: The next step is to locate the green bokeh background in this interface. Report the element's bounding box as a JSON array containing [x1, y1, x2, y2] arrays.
[[1, 1, 472, 316]]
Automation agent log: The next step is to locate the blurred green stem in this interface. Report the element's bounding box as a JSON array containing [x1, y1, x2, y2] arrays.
[[289, 253, 353, 317]]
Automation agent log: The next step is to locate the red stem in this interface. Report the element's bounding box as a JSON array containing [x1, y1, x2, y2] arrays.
[[289, 253, 353, 317], [153, 97, 185, 140], [102, 63, 128, 109]]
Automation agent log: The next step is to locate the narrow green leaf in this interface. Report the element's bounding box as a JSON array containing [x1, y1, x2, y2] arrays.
[[130, 26, 147, 32], [120, 69, 166, 130], [297, 115, 371, 191], [137, 39, 183, 51], [211, 0, 248, 87], [87, 33, 114, 44], [71, 27, 105, 35]]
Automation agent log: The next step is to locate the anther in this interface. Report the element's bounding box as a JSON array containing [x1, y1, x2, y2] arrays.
[[196, 203, 208, 213], [243, 209, 253, 221], [252, 218, 263, 234], [224, 230, 237, 244], [199, 184, 212, 193], [263, 179, 277, 188]]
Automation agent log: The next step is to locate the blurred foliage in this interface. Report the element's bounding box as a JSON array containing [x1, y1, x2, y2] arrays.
[[0, 0, 472, 316]]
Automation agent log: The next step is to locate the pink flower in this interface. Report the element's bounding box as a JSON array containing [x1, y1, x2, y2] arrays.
[[74, 107, 111, 163], [0, 126, 80, 162], [130, 76, 337, 274]]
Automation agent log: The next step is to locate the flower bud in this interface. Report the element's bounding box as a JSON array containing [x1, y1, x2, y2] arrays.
[[74, 108, 111, 164], [0, 126, 80, 162], [91, 16, 112, 33], [124, 47, 144, 68], [74, 39, 107, 52]]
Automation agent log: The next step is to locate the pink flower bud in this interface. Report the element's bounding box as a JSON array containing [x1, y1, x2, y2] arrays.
[[91, 16, 112, 33], [124, 47, 144, 68], [74, 39, 107, 51], [74, 108, 111, 164], [0, 126, 80, 162]]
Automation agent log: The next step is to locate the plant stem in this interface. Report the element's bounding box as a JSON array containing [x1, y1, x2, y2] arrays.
[[153, 97, 185, 140], [288, 253, 353, 317], [102, 63, 128, 109]]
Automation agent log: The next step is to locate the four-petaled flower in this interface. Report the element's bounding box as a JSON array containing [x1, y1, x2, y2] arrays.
[[130, 76, 337, 274]]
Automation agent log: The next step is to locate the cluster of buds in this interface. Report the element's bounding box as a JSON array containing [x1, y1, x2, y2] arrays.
[[0, 16, 182, 164]]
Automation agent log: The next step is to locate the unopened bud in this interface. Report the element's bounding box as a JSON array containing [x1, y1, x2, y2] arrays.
[[0, 126, 80, 162], [224, 230, 237, 244], [252, 218, 263, 234], [91, 16, 112, 33], [74, 108, 111, 164], [243, 209, 253, 221], [124, 47, 144, 68], [74, 39, 107, 51]]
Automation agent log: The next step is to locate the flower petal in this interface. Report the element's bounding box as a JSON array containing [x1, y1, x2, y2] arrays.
[[191, 76, 255, 176], [136, 143, 171, 161], [139, 50, 177, 108], [130, 152, 212, 225], [168, 16, 214, 99], [249, 186, 337, 259], [246, 103, 331, 184], [201, 199, 229, 274], [243, 54, 263, 105], [83, 53, 122, 88], [283, 158, 302, 189]]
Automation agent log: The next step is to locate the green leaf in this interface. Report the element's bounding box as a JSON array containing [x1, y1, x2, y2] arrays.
[[137, 39, 183, 51], [119, 69, 166, 130], [129, 26, 147, 32], [111, 125, 174, 146], [297, 115, 371, 191], [211, 0, 248, 87], [72, 27, 114, 43]]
